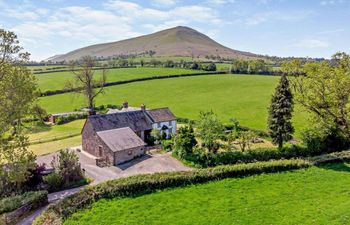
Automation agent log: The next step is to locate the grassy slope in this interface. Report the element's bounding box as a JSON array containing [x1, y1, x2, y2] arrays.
[[36, 67, 204, 92], [24, 120, 85, 155], [39, 74, 308, 132], [65, 163, 350, 225], [28, 135, 81, 155], [24, 120, 85, 141]]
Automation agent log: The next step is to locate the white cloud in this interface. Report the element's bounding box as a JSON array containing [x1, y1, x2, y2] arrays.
[[237, 10, 313, 26], [294, 39, 330, 49], [320, 0, 348, 5], [152, 0, 178, 8], [207, 0, 235, 5], [4, 0, 224, 60]]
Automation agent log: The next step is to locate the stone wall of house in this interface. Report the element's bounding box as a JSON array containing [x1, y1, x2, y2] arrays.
[[114, 146, 145, 165], [82, 121, 98, 156]]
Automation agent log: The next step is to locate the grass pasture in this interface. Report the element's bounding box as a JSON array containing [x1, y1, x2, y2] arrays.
[[65, 163, 350, 225], [36, 67, 203, 92], [39, 74, 308, 132]]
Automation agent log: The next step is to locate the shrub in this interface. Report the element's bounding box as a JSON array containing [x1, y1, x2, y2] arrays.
[[43, 173, 62, 192], [34, 159, 310, 225], [301, 127, 350, 154], [0, 191, 48, 214], [55, 113, 87, 125], [201, 63, 217, 71], [161, 139, 173, 152], [173, 125, 197, 157]]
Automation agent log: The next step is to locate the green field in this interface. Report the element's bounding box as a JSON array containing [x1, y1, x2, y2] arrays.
[[64, 163, 350, 225], [36, 67, 203, 92], [24, 120, 85, 155], [24, 119, 85, 142], [39, 74, 308, 132]]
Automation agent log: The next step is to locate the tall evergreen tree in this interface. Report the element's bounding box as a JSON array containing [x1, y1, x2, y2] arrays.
[[268, 75, 294, 149]]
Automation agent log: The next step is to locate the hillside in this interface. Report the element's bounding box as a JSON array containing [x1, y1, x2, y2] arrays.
[[48, 26, 258, 62]]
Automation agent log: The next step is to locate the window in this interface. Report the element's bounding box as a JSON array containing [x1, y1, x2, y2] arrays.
[[98, 146, 103, 157]]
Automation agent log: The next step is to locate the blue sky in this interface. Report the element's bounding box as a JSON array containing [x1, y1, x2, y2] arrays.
[[1, 0, 349, 61]]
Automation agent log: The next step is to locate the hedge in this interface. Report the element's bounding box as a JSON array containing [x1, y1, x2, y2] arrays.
[[40, 72, 225, 97], [183, 145, 350, 168], [33, 150, 350, 225], [34, 159, 309, 224], [0, 191, 48, 225]]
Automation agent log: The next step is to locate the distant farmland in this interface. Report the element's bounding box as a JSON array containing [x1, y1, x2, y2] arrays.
[[39, 74, 308, 133], [35, 67, 203, 92]]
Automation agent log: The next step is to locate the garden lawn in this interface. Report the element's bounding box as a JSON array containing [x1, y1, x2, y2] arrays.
[[36, 67, 203, 92], [39, 74, 308, 132], [24, 119, 85, 142], [65, 163, 350, 225], [28, 135, 81, 155]]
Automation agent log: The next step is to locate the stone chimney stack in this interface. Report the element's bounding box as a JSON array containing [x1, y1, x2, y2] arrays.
[[123, 101, 128, 109], [141, 104, 146, 111]]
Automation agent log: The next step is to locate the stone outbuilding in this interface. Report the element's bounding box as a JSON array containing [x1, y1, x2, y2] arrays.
[[81, 105, 177, 166]]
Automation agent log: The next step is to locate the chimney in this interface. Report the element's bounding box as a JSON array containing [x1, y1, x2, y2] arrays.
[[122, 101, 128, 109], [141, 104, 146, 111]]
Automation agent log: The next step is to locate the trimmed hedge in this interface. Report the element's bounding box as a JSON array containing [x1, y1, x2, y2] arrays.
[[0, 191, 48, 225], [40, 71, 225, 97], [34, 159, 309, 224], [33, 150, 350, 225]]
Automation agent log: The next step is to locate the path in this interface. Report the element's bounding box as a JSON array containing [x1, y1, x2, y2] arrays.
[[18, 148, 190, 224]]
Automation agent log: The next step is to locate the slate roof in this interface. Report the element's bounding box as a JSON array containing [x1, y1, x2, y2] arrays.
[[97, 127, 146, 152], [146, 108, 176, 123], [88, 110, 152, 132]]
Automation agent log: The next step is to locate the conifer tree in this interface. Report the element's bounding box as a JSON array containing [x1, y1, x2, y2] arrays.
[[268, 75, 294, 149]]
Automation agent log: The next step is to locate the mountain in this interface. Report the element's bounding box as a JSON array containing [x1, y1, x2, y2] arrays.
[[48, 26, 258, 62]]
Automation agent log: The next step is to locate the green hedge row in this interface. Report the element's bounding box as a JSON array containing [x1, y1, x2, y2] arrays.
[[34, 159, 309, 225], [1, 191, 48, 224], [40, 71, 225, 97], [33, 150, 350, 225]]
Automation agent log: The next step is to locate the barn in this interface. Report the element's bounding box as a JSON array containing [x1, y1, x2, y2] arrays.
[[81, 106, 176, 166]]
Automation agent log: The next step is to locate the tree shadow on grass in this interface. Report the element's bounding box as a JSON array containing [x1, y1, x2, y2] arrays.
[[317, 162, 350, 173], [24, 122, 52, 134]]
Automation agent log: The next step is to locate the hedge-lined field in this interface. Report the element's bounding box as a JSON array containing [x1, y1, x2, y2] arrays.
[[64, 163, 350, 225], [36, 67, 203, 92], [39, 74, 308, 132]]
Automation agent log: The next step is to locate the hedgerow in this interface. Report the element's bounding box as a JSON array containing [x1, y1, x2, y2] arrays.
[[0, 191, 48, 224], [34, 159, 309, 225], [33, 150, 350, 225]]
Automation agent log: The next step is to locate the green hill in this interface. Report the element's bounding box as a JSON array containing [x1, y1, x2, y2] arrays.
[[48, 26, 258, 62]]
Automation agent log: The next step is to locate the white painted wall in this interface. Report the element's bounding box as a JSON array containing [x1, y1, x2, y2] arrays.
[[152, 120, 177, 138]]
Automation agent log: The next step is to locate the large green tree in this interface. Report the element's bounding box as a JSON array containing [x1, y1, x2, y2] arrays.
[[0, 29, 37, 196], [196, 111, 224, 153], [287, 52, 350, 140], [268, 74, 294, 149]]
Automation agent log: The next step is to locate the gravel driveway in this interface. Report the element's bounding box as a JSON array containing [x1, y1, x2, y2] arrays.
[[19, 148, 190, 224], [36, 147, 191, 185]]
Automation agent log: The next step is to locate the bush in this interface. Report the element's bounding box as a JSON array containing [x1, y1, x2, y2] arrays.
[[55, 113, 87, 125], [161, 139, 173, 152], [301, 128, 350, 154], [201, 63, 217, 71], [0, 191, 48, 214], [43, 173, 62, 192], [34, 159, 310, 225]]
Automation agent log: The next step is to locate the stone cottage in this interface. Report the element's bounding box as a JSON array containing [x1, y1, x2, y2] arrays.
[[81, 104, 176, 166]]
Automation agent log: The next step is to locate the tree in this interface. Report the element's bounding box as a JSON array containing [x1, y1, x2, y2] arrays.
[[268, 74, 294, 149], [236, 131, 255, 152], [287, 52, 350, 141], [173, 125, 197, 158], [196, 111, 224, 153], [67, 56, 107, 112], [0, 29, 37, 196]]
